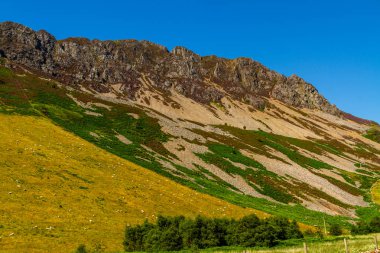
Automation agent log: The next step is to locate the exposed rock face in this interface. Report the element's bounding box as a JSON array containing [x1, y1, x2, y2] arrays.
[[0, 22, 56, 72], [271, 75, 338, 114], [0, 21, 340, 114]]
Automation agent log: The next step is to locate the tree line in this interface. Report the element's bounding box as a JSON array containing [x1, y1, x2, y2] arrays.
[[123, 214, 303, 252]]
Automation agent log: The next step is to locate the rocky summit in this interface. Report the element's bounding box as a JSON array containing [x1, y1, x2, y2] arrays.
[[0, 21, 338, 114]]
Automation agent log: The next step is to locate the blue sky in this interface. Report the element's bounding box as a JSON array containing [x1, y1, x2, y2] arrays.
[[1, 0, 379, 122]]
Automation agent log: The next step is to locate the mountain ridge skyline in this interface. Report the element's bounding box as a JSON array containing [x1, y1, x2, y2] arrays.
[[1, 1, 378, 122], [1, 17, 378, 123], [0, 21, 357, 121]]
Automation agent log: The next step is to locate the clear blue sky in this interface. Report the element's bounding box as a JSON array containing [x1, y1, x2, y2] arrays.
[[1, 0, 379, 122]]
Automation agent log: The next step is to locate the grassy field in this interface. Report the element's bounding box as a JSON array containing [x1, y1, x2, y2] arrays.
[[119, 234, 380, 253], [0, 114, 264, 252], [171, 235, 379, 253]]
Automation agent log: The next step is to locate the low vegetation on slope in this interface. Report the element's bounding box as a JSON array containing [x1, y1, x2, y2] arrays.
[[0, 114, 260, 252], [364, 126, 380, 144]]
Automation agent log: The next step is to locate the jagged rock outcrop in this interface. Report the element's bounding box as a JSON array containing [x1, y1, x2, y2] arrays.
[[0, 22, 56, 72], [271, 74, 339, 114], [0, 21, 340, 114]]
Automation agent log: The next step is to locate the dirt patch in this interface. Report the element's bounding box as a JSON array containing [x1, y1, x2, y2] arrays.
[[84, 110, 102, 117], [115, 133, 132, 145]]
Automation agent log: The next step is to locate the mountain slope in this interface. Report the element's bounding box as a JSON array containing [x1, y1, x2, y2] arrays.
[[1, 54, 379, 219], [0, 113, 263, 252]]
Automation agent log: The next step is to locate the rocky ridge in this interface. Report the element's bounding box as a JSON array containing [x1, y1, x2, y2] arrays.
[[0, 21, 339, 114]]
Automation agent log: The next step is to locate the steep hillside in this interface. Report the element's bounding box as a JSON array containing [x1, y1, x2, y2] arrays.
[[0, 113, 263, 252], [0, 21, 380, 251]]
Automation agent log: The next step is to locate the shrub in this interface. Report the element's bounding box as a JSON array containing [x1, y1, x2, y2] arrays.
[[329, 224, 342, 236], [75, 244, 87, 253], [351, 216, 380, 235]]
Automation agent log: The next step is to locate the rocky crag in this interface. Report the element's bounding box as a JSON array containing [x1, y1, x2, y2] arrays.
[[0, 21, 339, 114]]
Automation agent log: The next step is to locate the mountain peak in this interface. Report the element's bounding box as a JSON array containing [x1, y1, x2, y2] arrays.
[[0, 21, 339, 115], [171, 46, 200, 60]]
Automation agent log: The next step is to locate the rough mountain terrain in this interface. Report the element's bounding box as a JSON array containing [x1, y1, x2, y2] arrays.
[[0, 21, 379, 251], [0, 21, 339, 114]]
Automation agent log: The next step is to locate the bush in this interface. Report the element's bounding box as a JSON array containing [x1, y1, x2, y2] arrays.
[[329, 224, 342, 236], [124, 214, 303, 251], [351, 216, 380, 235], [75, 244, 87, 253]]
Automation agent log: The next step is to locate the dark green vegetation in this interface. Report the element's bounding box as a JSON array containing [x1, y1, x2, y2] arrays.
[[75, 244, 88, 253], [351, 216, 380, 235], [329, 224, 343, 236], [0, 63, 379, 229], [123, 215, 303, 252]]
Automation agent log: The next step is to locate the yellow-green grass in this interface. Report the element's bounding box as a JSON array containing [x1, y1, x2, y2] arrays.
[[204, 234, 380, 253], [371, 180, 380, 205], [0, 114, 266, 253]]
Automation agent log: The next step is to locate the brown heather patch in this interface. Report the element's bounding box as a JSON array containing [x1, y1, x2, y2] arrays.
[[342, 112, 375, 125], [58, 37, 92, 45]]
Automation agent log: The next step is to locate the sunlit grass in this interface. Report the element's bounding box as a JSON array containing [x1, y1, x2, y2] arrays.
[[199, 234, 379, 253], [371, 180, 380, 205], [0, 114, 262, 252]]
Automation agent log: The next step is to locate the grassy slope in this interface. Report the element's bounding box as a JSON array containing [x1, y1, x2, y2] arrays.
[[0, 114, 264, 252]]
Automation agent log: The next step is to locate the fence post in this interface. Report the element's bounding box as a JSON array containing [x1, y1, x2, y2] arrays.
[[303, 242, 308, 253], [344, 238, 349, 253], [375, 235, 379, 250]]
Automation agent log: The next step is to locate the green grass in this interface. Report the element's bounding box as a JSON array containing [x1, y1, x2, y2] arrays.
[[356, 206, 380, 223], [201, 235, 379, 253]]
